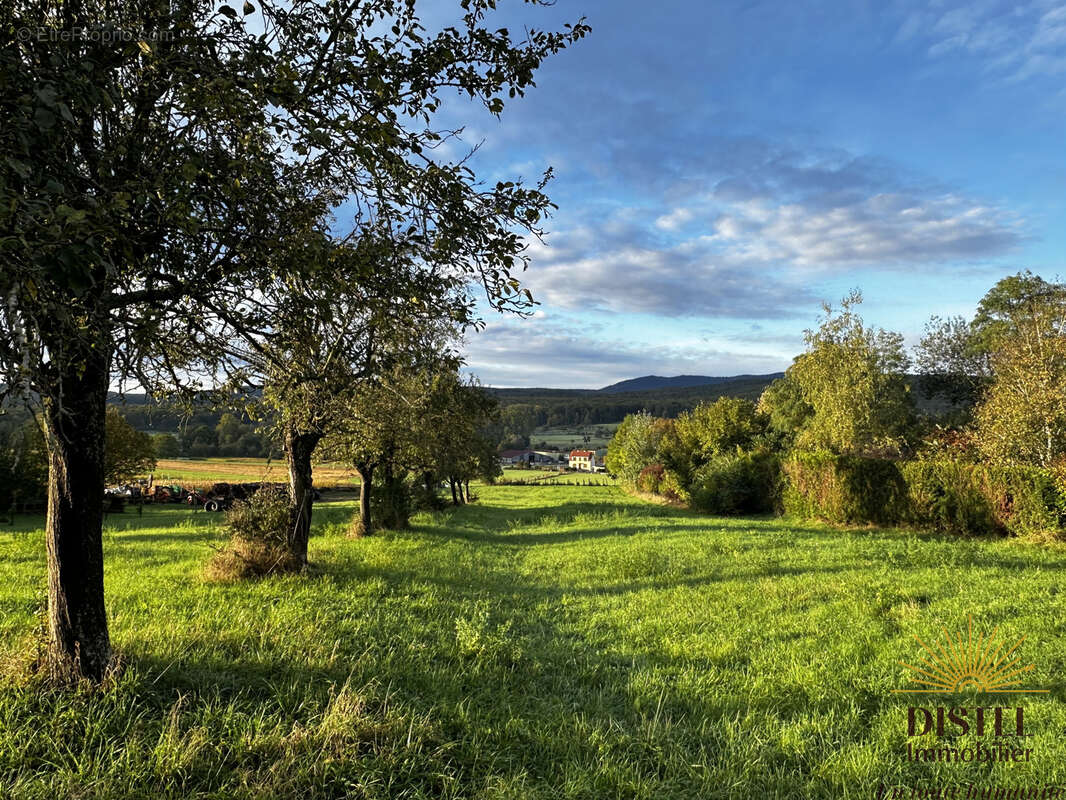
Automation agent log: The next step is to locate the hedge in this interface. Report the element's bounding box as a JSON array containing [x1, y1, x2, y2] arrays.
[[689, 451, 780, 515], [780, 452, 1066, 537]]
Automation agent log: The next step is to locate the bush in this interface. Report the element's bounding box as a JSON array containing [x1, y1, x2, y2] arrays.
[[205, 487, 302, 580], [636, 463, 665, 494], [410, 479, 447, 512], [658, 469, 690, 504], [904, 461, 1066, 537], [781, 453, 1066, 537], [901, 461, 999, 535], [689, 451, 780, 515], [374, 475, 411, 530], [780, 452, 909, 525]]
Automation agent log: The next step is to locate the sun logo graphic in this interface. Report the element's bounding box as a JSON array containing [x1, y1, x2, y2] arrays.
[[894, 616, 1048, 694]]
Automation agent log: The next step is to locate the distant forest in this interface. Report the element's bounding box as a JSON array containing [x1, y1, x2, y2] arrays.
[[3, 373, 951, 459], [104, 375, 783, 457]]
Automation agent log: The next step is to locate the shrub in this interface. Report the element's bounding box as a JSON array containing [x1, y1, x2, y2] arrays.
[[689, 451, 780, 515], [374, 475, 411, 530], [900, 461, 999, 535], [782, 453, 1066, 537], [636, 463, 665, 494], [205, 487, 302, 580], [658, 469, 690, 504], [780, 452, 909, 525], [660, 398, 769, 487]]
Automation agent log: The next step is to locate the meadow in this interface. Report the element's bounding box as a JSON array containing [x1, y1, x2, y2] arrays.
[[499, 468, 617, 486], [528, 423, 620, 452], [2, 484, 1066, 799], [148, 458, 360, 489]]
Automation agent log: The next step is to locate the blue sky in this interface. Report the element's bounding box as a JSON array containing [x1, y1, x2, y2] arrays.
[[435, 0, 1066, 388]]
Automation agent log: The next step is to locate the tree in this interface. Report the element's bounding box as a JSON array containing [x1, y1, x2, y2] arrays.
[[215, 414, 244, 449], [0, 0, 587, 681], [605, 412, 673, 486], [789, 292, 914, 456], [972, 280, 1066, 467], [915, 272, 1066, 410], [151, 433, 181, 459], [658, 398, 768, 486], [103, 409, 156, 484], [322, 365, 428, 536], [421, 375, 501, 507], [756, 371, 812, 447], [254, 234, 466, 561], [0, 418, 49, 513]]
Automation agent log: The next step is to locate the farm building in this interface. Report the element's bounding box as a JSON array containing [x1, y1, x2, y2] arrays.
[[568, 449, 596, 471], [500, 449, 560, 466]]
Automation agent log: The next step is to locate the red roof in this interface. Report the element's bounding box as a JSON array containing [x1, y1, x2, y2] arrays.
[[569, 450, 595, 458]]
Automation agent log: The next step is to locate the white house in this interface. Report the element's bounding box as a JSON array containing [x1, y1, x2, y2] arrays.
[[568, 449, 595, 471]]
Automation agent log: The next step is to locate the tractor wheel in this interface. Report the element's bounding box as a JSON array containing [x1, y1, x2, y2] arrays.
[[204, 500, 220, 512]]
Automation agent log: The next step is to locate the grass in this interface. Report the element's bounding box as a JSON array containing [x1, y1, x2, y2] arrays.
[[2, 485, 1066, 798], [499, 468, 617, 486], [529, 423, 620, 452], [148, 458, 360, 489]]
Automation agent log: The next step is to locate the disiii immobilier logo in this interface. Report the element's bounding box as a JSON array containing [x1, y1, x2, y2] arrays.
[[875, 617, 1055, 800]]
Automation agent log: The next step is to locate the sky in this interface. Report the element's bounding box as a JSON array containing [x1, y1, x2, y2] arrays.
[[427, 0, 1066, 388]]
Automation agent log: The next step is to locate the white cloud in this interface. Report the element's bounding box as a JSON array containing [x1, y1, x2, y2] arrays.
[[654, 207, 694, 231], [462, 318, 788, 388]]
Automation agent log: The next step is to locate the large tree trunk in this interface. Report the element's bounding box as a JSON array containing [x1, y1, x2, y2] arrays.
[[379, 457, 409, 530], [284, 426, 322, 564], [42, 341, 112, 683], [450, 478, 459, 506], [353, 463, 374, 536]]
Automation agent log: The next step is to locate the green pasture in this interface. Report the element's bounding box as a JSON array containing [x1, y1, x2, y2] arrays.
[[2, 485, 1065, 798], [529, 422, 620, 452]]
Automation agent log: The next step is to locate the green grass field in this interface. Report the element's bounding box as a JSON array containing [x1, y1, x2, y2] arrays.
[[529, 422, 620, 452], [2, 485, 1066, 798]]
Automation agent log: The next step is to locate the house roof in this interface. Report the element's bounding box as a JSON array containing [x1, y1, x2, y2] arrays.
[[569, 449, 595, 458], [499, 449, 531, 458]]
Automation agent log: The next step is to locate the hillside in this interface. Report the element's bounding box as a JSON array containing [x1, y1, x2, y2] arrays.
[[598, 373, 783, 393]]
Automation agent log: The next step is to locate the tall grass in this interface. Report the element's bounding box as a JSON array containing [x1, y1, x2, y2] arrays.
[[1, 487, 1065, 798]]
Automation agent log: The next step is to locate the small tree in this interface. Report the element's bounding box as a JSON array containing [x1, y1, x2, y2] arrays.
[[605, 411, 673, 486], [151, 433, 180, 459], [103, 409, 156, 484], [973, 288, 1066, 467], [658, 398, 768, 486], [756, 371, 812, 448], [789, 292, 914, 456]]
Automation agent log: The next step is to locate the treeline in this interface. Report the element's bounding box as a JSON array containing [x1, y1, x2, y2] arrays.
[[141, 413, 279, 460], [608, 273, 1066, 539], [109, 375, 782, 456], [487, 376, 781, 448]]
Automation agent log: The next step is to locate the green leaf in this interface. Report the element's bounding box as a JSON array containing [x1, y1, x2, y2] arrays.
[[218, 4, 238, 19]]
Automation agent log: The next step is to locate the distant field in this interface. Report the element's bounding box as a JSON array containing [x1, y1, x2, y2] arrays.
[[500, 468, 616, 486], [530, 422, 620, 452], [146, 458, 360, 489]]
